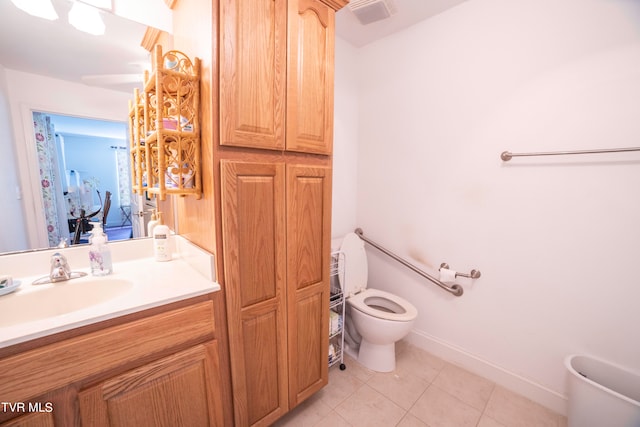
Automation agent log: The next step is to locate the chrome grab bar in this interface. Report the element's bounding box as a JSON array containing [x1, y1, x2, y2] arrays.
[[500, 146, 640, 161], [354, 228, 464, 297]]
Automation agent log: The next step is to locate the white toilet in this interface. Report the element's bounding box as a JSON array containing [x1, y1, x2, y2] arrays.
[[339, 232, 418, 372]]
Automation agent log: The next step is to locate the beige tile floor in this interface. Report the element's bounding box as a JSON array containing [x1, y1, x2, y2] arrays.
[[273, 342, 567, 427]]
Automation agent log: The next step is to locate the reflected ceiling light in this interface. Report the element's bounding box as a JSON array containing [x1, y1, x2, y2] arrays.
[[79, 0, 112, 11], [68, 1, 105, 35], [10, 0, 59, 21]]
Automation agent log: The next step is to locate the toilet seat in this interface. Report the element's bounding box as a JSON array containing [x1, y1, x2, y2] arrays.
[[339, 232, 418, 322], [348, 288, 417, 322]]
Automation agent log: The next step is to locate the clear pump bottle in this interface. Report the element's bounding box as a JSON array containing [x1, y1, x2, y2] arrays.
[[89, 223, 112, 276]]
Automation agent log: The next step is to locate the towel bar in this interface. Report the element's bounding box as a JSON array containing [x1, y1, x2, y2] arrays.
[[501, 147, 640, 161]]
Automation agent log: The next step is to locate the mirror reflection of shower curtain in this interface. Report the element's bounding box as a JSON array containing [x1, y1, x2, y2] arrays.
[[55, 133, 68, 193], [114, 146, 131, 225], [33, 112, 68, 246]]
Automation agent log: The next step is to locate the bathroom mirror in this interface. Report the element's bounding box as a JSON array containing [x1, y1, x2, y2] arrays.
[[0, 0, 157, 254]]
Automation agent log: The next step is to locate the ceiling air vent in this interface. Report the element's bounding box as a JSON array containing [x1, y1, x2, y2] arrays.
[[348, 0, 397, 25]]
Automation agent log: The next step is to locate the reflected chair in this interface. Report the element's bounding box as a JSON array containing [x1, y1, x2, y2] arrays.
[[70, 190, 111, 245], [102, 191, 112, 227]]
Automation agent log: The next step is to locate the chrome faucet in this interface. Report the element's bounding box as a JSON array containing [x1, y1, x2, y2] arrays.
[[32, 252, 87, 285], [49, 252, 72, 282]]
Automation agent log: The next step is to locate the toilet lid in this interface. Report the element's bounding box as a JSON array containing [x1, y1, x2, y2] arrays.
[[339, 232, 368, 296]]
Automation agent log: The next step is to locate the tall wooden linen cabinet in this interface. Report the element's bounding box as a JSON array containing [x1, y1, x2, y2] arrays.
[[218, 0, 347, 425]]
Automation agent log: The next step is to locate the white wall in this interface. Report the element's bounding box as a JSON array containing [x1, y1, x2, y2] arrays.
[[331, 37, 360, 238], [0, 65, 28, 252], [335, 0, 640, 414], [3, 69, 131, 250]]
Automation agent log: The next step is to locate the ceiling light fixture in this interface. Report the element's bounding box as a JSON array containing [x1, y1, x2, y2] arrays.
[[10, 0, 58, 21], [68, 1, 105, 35]]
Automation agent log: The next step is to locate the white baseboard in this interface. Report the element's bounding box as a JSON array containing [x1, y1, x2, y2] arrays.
[[406, 329, 568, 416]]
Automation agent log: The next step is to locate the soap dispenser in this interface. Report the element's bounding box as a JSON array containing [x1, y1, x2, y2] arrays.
[[89, 223, 112, 276]]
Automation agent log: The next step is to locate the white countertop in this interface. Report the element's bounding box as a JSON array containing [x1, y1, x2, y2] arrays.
[[0, 236, 220, 349]]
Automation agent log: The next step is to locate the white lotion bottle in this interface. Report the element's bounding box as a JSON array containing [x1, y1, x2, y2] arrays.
[[89, 223, 112, 275], [153, 219, 172, 262]]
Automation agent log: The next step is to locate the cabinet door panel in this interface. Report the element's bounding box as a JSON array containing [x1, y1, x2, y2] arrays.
[[242, 307, 284, 425], [220, 0, 287, 150], [78, 343, 224, 427], [287, 0, 335, 154], [294, 288, 325, 393], [290, 175, 325, 290], [0, 412, 54, 427], [237, 174, 278, 306], [286, 164, 332, 406], [221, 160, 286, 308], [221, 160, 288, 426]]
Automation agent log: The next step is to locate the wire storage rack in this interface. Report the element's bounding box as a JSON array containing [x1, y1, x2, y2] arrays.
[[329, 251, 346, 370]]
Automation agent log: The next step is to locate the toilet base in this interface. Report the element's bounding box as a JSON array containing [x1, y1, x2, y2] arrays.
[[357, 340, 396, 372]]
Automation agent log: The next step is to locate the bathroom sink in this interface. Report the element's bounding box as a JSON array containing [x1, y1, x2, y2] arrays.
[[0, 278, 134, 328]]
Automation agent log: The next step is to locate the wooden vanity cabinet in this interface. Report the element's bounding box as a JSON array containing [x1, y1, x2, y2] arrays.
[[220, 0, 342, 155], [78, 341, 223, 427], [0, 297, 224, 427]]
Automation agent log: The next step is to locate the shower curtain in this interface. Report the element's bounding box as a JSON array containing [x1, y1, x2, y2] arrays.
[[33, 112, 68, 247]]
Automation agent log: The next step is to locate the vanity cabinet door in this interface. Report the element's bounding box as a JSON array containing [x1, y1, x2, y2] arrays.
[[286, 0, 336, 155], [77, 342, 224, 427], [0, 412, 54, 427], [0, 385, 74, 427]]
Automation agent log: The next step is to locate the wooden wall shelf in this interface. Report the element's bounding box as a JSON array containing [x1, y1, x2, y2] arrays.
[[129, 45, 201, 201]]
